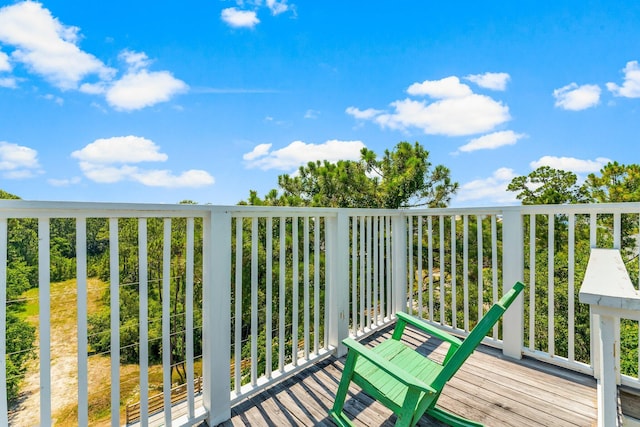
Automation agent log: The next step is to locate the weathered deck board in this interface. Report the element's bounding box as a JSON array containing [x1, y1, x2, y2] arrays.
[[217, 324, 597, 426]]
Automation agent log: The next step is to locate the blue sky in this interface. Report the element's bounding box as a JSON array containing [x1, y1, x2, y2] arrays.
[[0, 1, 639, 206]]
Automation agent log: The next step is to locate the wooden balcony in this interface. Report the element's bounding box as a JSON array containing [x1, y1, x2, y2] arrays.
[[2, 201, 640, 426], [219, 323, 598, 427]]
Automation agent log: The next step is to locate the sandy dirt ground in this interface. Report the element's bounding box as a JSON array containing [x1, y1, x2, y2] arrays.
[[8, 279, 118, 427]]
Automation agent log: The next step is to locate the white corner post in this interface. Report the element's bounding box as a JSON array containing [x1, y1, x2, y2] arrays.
[[596, 312, 618, 427], [580, 248, 640, 427], [203, 208, 232, 426], [391, 214, 408, 315], [326, 210, 350, 357], [501, 208, 524, 359]]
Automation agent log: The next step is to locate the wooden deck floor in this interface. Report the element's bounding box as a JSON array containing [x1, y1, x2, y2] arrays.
[[218, 324, 598, 427]]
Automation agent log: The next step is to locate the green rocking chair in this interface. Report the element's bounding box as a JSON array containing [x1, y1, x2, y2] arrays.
[[329, 281, 525, 427]]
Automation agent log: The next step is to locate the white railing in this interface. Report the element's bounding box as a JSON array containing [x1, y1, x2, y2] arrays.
[[226, 208, 338, 405], [402, 207, 525, 359], [403, 204, 640, 383], [1, 200, 640, 426], [0, 202, 212, 427], [579, 248, 640, 427]]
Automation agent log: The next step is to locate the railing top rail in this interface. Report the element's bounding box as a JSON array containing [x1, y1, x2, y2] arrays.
[[516, 201, 640, 215], [0, 199, 218, 218], [401, 206, 509, 216], [227, 206, 340, 217], [403, 202, 640, 216], [227, 206, 409, 217], [3, 199, 640, 220]]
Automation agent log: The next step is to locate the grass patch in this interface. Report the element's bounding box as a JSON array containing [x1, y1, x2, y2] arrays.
[[18, 287, 39, 321]]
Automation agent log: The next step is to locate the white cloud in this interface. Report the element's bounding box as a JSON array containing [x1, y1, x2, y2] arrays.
[[373, 96, 510, 136], [72, 135, 214, 188], [221, 7, 260, 28], [77, 163, 138, 183], [553, 83, 601, 111], [0, 1, 115, 89], [0, 4, 185, 110], [457, 130, 526, 153], [105, 69, 188, 111], [407, 76, 472, 98], [304, 109, 319, 119], [221, 1, 294, 28], [0, 77, 17, 88], [244, 139, 365, 170], [454, 168, 519, 206], [0, 141, 42, 178], [89, 101, 107, 113], [266, 0, 290, 15], [529, 156, 610, 173], [345, 106, 384, 120], [102, 50, 187, 110], [43, 93, 63, 105], [72, 136, 168, 163], [606, 60, 640, 98], [78, 163, 214, 187], [5, 169, 41, 179], [119, 49, 152, 71], [243, 143, 272, 161], [131, 169, 215, 188], [465, 72, 510, 91], [0, 141, 40, 169], [78, 81, 106, 95], [48, 176, 81, 186], [349, 75, 511, 137], [0, 49, 11, 71]]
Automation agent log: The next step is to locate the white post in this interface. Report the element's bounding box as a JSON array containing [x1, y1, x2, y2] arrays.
[[589, 216, 601, 380], [392, 214, 407, 315], [580, 248, 640, 427], [38, 218, 52, 425], [76, 218, 89, 427], [597, 313, 618, 427], [203, 208, 232, 425], [326, 211, 350, 357], [501, 208, 524, 359], [109, 218, 120, 427]]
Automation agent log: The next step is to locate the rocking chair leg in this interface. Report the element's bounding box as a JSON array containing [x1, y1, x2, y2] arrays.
[[329, 351, 358, 427]]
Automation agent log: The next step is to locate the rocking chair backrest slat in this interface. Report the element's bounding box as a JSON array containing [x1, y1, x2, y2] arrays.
[[434, 281, 524, 390]]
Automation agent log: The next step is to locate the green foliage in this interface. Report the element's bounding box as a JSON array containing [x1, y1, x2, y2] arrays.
[[584, 161, 640, 203], [231, 216, 327, 386], [5, 311, 36, 401], [507, 162, 640, 375], [620, 319, 639, 378], [0, 189, 19, 199], [2, 190, 36, 402], [2, 191, 205, 395], [238, 142, 458, 382], [243, 141, 458, 208], [87, 215, 204, 378], [507, 166, 590, 205], [3, 212, 82, 402]]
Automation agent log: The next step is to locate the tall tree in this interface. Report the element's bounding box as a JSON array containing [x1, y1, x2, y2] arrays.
[[243, 141, 458, 208], [506, 164, 640, 374], [583, 161, 640, 203], [506, 167, 590, 358], [506, 166, 590, 205]]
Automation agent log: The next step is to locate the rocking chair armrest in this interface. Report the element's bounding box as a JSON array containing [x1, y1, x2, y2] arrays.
[[342, 338, 436, 395], [395, 312, 463, 348]]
